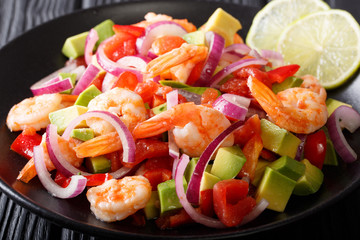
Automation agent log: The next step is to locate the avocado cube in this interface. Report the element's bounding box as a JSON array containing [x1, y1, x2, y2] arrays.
[[157, 178, 187, 214], [70, 128, 94, 141], [49, 105, 88, 134], [183, 30, 206, 45], [151, 102, 167, 115], [144, 191, 160, 220], [256, 167, 296, 212], [252, 159, 271, 187], [59, 72, 77, 94], [269, 156, 305, 181], [326, 98, 352, 117], [210, 146, 246, 180], [202, 8, 242, 46], [93, 19, 115, 48], [293, 159, 324, 196], [272, 76, 303, 94], [85, 156, 111, 173], [260, 119, 301, 159], [324, 138, 338, 166], [62, 32, 89, 59], [74, 84, 102, 107], [200, 172, 221, 191], [184, 157, 212, 183]]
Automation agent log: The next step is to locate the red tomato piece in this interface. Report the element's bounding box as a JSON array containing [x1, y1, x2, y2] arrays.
[[113, 25, 145, 37], [233, 114, 261, 147], [201, 88, 219, 106], [185, 60, 205, 86], [111, 71, 139, 91], [200, 189, 214, 217], [304, 129, 327, 169], [151, 35, 187, 55], [103, 32, 137, 62], [10, 128, 42, 160], [145, 156, 173, 171], [134, 80, 159, 106], [219, 77, 252, 98], [213, 179, 256, 227], [54, 170, 71, 188], [85, 173, 113, 187], [143, 168, 172, 190], [267, 64, 300, 84], [90, 71, 106, 91]]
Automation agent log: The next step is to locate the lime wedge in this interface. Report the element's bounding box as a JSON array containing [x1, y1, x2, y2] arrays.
[[277, 10, 360, 89], [246, 0, 330, 51]]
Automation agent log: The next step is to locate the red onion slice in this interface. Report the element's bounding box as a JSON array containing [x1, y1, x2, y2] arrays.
[[260, 49, 284, 67], [194, 31, 225, 87], [186, 120, 245, 204], [31, 76, 74, 96], [223, 43, 251, 55], [33, 145, 87, 199], [175, 154, 226, 228], [212, 94, 250, 121], [72, 64, 100, 95], [240, 198, 269, 225], [326, 105, 360, 163], [138, 21, 187, 56], [62, 111, 135, 164], [209, 58, 267, 89], [84, 28, 99, 66], [117, 55, 150, 72]]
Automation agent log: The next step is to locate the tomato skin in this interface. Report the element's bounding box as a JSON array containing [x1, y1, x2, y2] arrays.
[[201, 88, 219, 106], [233, 114, 261, 147], [111, 71, 138, 91], [143, 168, 172, 190], [103, 32, 137, 62], [304, 130, 327, 169], [11, 128, 42, 160], [238, 134, 263, 181], [219, 77, 252, 98], [213, 179, 256, 227], [200, 189, 214, 217], [113, 25, 145, 37], [267, 64, 300, 84], [54, 171, 113, 187]]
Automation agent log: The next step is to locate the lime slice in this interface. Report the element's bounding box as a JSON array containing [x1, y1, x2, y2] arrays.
[[246, 0, 330, 51], [277, 10, 360, 89]]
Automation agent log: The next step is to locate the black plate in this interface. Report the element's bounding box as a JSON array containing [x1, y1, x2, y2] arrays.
[[0, 0, 360, 239]]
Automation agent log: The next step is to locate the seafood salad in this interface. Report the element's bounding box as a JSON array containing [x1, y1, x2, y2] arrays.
[[6, 7, 360, 230]]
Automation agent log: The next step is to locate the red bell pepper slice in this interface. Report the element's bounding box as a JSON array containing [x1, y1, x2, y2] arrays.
[[233, 114, 261, 147], [10, 128, 42, 160], [103, 31, 137, 62], [213, 179, 256, 227], [267, 64, 300, 84], [113, 25, 145, 37], [304, 129, 327, 169], [54, 171, 113, 188]]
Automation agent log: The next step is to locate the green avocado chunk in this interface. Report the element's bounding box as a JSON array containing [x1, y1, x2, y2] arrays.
[[325, 98, 352, 117], [210, 146, 247, 180], [200, 172, 221, 191], [74, 84, 102, 107], [293, 159, 324, 196], [85, 156, 111, 173], [272, 76, 303, 94], [184, 157, 212, 183], [59, 72, 77, 94], [151, 102, 167, 115], [252, 159, 271, 187], [157, 178, 187, 214], [183, 30, 206, 45], [269, 156, 305, 181], [70, 128, 94, 141], [256, 167, 296, 212], [49, 105, 88, 134], [260, 119, 301, 159], [144, 191, 160, 220], [62, 19, 115, 59]]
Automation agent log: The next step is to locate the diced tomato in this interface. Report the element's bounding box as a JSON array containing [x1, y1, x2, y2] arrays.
[[111, 71, 138, 91], [185, 60, 205, 86], [152, 94, 166, 108], [267, 64, 300, 84], [235, 67, 270, 86], [90, 71, 106, 91], [113, 25, 145, 37], [201, 88, 219, 106], [238, 134, 263, 181], [151, 35, 187, 55], [213, 179, 256, 227], [219, 77, 252, 98], [85, 173, 113, 187], [233, 114, 261, 147], [143, 168, 172, 190], [155, 208, 194, 230], [103, 32, 137, 62], [10, 128, 42, 160], [200, 189, 214, 217], [145, 156, 173, 171], [54, 170, 71, 188], [304, 129, 327, 169], [105, 151, 123, 172], [134, 80, 159, 106], [121, 139, 169, 168]]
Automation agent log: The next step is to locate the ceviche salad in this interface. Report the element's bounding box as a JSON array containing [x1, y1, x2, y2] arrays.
[[6, 6, 360, 230]]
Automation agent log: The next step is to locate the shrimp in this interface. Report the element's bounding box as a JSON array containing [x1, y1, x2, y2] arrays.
[[6, 93, 63, 132], [17, 135, 83, 183], [248, 76, 328, 134], [133, 102, 234, 157], [146, 43, 207, 83], [87, 87, 147, 135], [86, 176, 152, 222]]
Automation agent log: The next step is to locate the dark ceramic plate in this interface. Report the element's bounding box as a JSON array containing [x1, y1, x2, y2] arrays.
[[0, 0, 360, 239]]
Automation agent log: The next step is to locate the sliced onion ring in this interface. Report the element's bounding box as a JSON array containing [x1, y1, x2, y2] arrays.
[[194, 31, 225, 87], [186, 120, 245, 204], [138, 21, 187, 56], [175, 154, 226, 228], [33, 145, 87, 199], [326, 105, 360, 163], [260, 49, 284, 67], [240, 198, 269, 225], [209, 58, 267, 89], [212, 94, 250, 121], [223, 43, 251, 55], [31, 76, 73, 96], [72, 64, 100, 95], [84, 28, 99, 66]]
